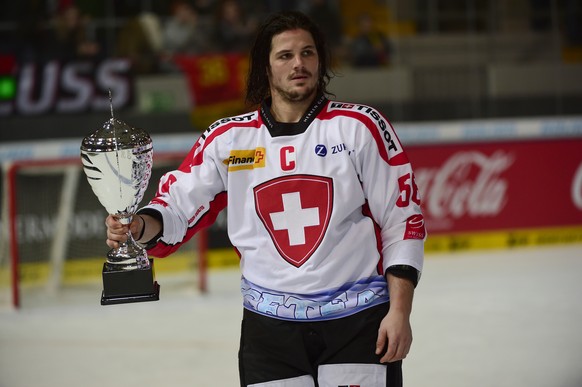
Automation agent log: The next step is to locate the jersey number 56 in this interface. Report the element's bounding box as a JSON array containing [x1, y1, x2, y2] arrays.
[[396, 173, 421, 207]]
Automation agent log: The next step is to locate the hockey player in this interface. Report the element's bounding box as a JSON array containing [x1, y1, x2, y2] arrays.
[[106, 11, 426, 387]]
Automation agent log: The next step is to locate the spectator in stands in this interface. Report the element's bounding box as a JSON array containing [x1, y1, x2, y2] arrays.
[[46, 2, 101, 62], [192, 0, 217, 20], [160, 0, 213, 72], [529, 0, 551, 31], [14, 9, 51, 63], [349, 12, 392, 68], [305, 0, 344, 61], [212, 0, 258, 53], [114, 1, 162, 74], [264, 0, 303, 13], [564, 0, 582, 47]]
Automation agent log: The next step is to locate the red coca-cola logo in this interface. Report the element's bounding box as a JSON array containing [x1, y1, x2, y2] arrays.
[[415, 151, 514, 228]]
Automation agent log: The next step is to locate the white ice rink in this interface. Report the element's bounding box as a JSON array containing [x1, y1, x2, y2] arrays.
[[1, 243, 582, 387]]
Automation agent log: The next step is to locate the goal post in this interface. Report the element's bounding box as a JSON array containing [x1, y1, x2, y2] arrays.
[[0, 153, 208, 309]]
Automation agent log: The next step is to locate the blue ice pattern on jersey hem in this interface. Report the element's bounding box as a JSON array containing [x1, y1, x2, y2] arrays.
[[241, 276, 389, 321]]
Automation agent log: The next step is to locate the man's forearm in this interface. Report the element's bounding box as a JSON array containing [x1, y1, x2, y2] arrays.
[[386, 273, 415, 314], [135, 214, 162, 244]]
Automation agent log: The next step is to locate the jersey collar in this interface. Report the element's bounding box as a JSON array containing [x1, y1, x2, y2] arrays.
[[260, 94, 328, 137]]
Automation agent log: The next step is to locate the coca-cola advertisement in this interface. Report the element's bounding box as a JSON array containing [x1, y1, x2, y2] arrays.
[[408, 138, 582, 234]]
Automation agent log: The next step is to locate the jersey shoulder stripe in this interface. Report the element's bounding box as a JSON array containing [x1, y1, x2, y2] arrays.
[[321, 101, 409, 166], [189, 111, 261, 167]]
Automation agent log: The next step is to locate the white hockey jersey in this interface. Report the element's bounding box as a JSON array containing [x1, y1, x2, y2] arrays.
[[143, 95, 426, 321]]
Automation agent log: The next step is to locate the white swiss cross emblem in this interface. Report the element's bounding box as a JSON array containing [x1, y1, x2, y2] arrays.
[[254, 175, 333, 267]]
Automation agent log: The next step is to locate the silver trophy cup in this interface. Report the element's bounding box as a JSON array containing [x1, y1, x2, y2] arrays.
[[81, 116, 160, 305]]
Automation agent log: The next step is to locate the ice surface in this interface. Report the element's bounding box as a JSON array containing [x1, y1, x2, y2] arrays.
[[1, 244, 581, 387]]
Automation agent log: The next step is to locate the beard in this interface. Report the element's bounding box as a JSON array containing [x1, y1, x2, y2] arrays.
[[273, 82, 317, 103]]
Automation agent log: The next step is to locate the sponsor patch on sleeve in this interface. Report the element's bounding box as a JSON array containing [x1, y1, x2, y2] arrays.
[[404, 214, 426, 240]]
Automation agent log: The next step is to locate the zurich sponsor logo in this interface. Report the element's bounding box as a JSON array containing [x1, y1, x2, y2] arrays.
[[314, 144, 327, 157]]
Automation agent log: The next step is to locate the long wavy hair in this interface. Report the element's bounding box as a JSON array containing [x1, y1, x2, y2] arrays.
[[245, 11, 334, 107]]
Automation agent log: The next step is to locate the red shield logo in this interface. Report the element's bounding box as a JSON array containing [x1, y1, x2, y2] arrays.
[[254, 175, 333, 267]]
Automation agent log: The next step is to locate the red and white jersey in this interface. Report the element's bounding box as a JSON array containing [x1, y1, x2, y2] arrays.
[[143, 95, 426, 321]]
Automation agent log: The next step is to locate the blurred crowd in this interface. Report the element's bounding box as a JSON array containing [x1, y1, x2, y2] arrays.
[[3, 0, 580, 76], [3, 0, 394, 74]]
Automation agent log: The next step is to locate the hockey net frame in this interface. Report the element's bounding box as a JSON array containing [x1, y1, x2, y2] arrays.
[[0, 153, 208, 309]]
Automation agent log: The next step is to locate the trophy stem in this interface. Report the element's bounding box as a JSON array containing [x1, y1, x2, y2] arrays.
[[106, 228, 150, 271]]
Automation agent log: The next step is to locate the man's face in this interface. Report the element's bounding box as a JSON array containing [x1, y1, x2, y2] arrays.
[[268, 29, 319, 103]]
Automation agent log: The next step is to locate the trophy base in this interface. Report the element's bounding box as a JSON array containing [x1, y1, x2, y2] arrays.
[[101, 259, 160, 306]]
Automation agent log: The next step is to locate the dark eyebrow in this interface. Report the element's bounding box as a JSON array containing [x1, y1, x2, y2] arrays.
[[273, 49, 291, 56], [273, 45, 316, 57]]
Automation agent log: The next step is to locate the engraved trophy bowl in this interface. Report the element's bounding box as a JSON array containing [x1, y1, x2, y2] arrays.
[[81, 115, 159, 305]]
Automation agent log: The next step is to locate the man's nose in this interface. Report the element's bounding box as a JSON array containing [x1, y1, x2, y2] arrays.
[[292, 54, 304, 68]]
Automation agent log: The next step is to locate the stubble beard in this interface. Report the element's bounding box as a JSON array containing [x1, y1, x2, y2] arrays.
[[273, 82, 317, 104]]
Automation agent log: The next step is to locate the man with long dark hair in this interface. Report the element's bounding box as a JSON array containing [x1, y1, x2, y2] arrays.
[[106, 11, 425, 387]]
